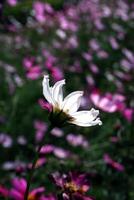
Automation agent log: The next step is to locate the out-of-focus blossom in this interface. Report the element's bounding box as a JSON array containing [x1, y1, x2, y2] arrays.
[[40, 144, 54, 154], [66, 134, 89, 148], [17, 136, 27, 145], [53, 147, 70, 159], [122, 48, 134, 63], [33, 1, 53, 23], [2, 161, 26, 173], [122, 108, 133, 122], [51, 127, 64, 137], [90, 64, 99, 74], [29, 158, 46, 169], [0, 185, 9, 198], [82, 52, 92, 62], [34, 120, 47, 142], [42, 75, 102, 127], [10, 178, 45, 200], [89, 39, 100, 51], [109, 36, 119, 49], [38, 98, 52, 112], [103, 154, 125, 172], [23, 57, 34, 69], [110, 136, 120, 143], [23, 57, 42, 80], [7, 0, 17, 7], [51, 172, 93, 200], [26, 65, 42, 80], [51, 67, 64, 81], [97, 50, 109, 59], [56, 29, 66, 39], [0, 133, 12, 148], [40, 145, 70, 159], [90, 90, 125, 113]]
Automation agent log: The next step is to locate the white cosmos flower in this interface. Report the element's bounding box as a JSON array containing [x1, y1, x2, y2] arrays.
[[42, 75, 102, 127]]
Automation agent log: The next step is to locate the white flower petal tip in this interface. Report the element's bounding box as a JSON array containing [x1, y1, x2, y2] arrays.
[[96, 118, 102, 126], [42, 75, 102, 127]]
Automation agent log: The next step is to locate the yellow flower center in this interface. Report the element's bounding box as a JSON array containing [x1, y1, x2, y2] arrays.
[[64, 181, 87, 194], [64, 182, 78, 193], [28, 194, 36, 200]]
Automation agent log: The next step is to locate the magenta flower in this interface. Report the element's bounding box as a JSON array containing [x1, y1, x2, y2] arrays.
[[90, 90, 125, 113], [38, 98, 52, 112], [9, 178, 45, 200], [34, 120, 47, 142], [122, 108, 133, 122], [0, 185, 9, 198], [7, 0, 17, 7], [103, 154, 125, 172], [51, 172, 94, 200]]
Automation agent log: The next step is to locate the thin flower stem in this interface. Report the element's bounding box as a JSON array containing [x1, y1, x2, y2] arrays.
[[24, 125, 53, 200]]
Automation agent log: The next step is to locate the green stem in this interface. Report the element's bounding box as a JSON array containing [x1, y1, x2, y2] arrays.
[[24, 125, 53, 200]]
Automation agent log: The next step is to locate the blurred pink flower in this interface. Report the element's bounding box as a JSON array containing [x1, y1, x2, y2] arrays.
[[38, 98, 52, 112], [51, 128, 64, 137], [103, 154, 125, 172], [33, 1, 53, 23], [40, 144, 54, 154], [110, 136, 120, 143], [0, 133, 12, 148], [53, 147, 70, 159], [23, 57, 34, 69], [10, 178, 45, 200], [66, 133, 89, 148], [7, 0, 17, 6], [26, 65, 42, 80], [34, 120, 47, 142], [29, 158, 46, 169], [90, 90, 125, 113], [33, 1, 46, 23], [109, 36, 119, 49], [51, 67, 64, 81], [0, 185, 9, 198], [122, 108, 133, 122]]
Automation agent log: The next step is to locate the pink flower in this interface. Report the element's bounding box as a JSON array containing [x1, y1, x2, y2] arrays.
[[51, 172, 93, 200], [10, 178, 45, 200], [90, 90, 125, 113], [7, 0, 17, 6], [29, 158, 46, 169], [23, 57, 42, 80], [0, 185, 9, 197], [38, 98, 52, 112], [53, 147, 70, 159], [0, 133, 12, 148], [26, 65, 41, 80], [122, 108, 133, 122], [51, 128, 64, 137], [34, 120, 47, 142], [51, 67, 64, 81], [103, 154, 125, 172], [33, 1, 53, 23], [66, 134, 89, 148], [40, 144, 54, 154], [33, 1, 46, 23], [109, 36, 119, 49], [23, 57, 34, 69]]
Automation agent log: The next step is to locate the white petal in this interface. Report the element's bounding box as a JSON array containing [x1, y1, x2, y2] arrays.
[[42, 75, 54, 105], [71, 108, 102, 127], [62, 91, 83, 114], [52, 79, 65, 108], [71, 117, 102, 127], [71, 108, 99, 123]]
